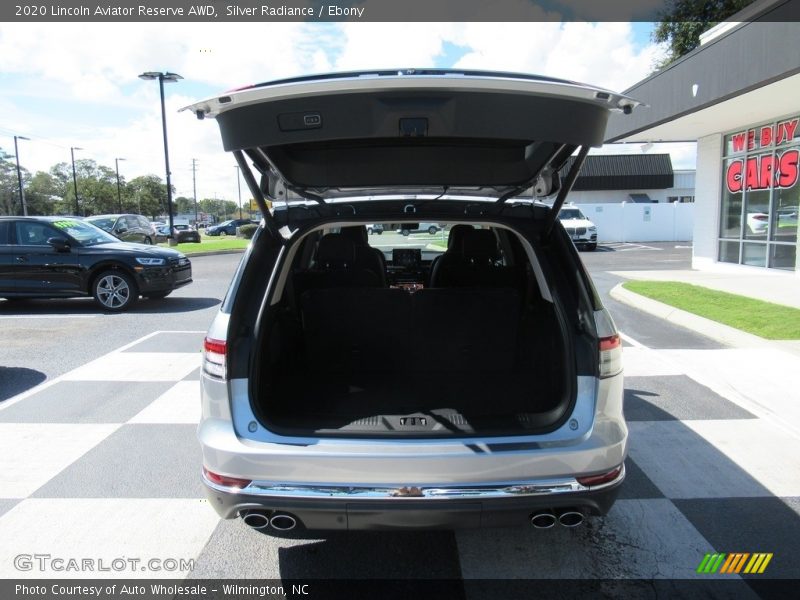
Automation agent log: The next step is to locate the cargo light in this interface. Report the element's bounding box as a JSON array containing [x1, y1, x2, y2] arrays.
[[203, 337, 227, 379], [577, 465, 622, 487], [203, 467, 251, 489], [599, 334, 622, 378]]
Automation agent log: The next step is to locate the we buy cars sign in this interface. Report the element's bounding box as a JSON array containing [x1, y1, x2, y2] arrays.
[[726, 117, 799, 193]]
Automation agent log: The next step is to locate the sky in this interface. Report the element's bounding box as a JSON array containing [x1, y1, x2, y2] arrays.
[[0, 21, 697, 205]]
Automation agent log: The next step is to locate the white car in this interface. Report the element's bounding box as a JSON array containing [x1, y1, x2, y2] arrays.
[[558, 206, 598, 250]]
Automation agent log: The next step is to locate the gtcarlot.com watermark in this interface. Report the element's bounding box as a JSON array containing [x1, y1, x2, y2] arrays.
[[14, 554, 195, 573]]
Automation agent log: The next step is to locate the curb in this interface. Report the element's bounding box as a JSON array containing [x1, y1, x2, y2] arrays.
[[610, 283, 788, 352], [179, 249, 246, 258]]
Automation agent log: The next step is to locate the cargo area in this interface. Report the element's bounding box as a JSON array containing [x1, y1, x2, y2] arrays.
[[250, 226, 575, 437]]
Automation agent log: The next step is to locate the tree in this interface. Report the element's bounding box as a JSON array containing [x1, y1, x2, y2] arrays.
[[0, 148, 23, 216], [173, 195, 196, 216], [127, 175, 169, 219], [653, 0, 755, 67], [25, 170, 68, 215]]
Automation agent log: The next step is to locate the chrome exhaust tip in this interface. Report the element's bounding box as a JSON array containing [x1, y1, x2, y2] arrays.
[[240, 510, 271, 530], [530, 511, 557, 529], [269, 513, 298, 531], [557, 510, 584, 527]]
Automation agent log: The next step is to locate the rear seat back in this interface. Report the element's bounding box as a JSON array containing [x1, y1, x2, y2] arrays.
[[430, 228, 519, 289], [411, 288, 520, 373], [300, 286, 520, 378], [300, 288, 411, 375], [293, 233, 382, 301]]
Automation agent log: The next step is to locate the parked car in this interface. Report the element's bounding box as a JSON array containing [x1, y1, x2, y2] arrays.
[[206, 218, 255, 236], [366, 223, 384, 235], [0, 216, 192, 311], [85, 214, 156, 245], [172, 224, 202, 243], [154, 225, 170, 243], [557, 206, 598, 251], [186, 69, 630, 532], [397, 222, 442, 235]]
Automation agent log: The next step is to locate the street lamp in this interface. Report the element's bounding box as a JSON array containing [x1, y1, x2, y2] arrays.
[[115, 158, 126, 213], [235, 165, 242, 219], [70, 146, 83, 216], [13, 135, 30, 216], [138, 71, 183, 239]]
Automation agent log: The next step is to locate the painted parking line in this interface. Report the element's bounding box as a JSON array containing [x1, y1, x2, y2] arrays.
[[0, 314, 98, 319], [0, 330, 205, 413]]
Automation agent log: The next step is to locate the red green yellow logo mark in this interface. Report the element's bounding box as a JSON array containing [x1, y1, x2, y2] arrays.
[[697, 553, 773, 574]]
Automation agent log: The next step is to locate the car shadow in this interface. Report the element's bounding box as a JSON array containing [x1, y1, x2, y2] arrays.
[[0, 367, 46, 402], [0, 297, 220, 315]]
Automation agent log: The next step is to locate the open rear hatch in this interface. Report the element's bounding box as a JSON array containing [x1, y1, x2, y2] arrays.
[[183, 69, 639, 210]]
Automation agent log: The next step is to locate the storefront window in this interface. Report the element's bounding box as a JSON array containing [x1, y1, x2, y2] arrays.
[[720, 159, 743, 238], [719, 240, 740, 264], [771, 159, 799, 244], [719, 116, 799, 271], [743, 188, 770, 240], [769, 244, 796, 270], [742, 243, 767, 267]]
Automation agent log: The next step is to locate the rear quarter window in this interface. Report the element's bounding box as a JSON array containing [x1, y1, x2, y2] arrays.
[[0, 222, 9, 244]]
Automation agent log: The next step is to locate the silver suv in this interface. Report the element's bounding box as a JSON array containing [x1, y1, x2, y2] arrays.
[[186, 70, 634, 532]]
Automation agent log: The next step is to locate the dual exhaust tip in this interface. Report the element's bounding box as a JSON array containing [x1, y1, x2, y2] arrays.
[[241, 510, 298, 531], [530, 509, 584, 529]]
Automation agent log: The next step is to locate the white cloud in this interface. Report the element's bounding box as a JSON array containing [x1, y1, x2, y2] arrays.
[[0, 21, 675, 208]]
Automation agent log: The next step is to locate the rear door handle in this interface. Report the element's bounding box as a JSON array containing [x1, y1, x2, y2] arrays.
[[15, 256, 28, 263]]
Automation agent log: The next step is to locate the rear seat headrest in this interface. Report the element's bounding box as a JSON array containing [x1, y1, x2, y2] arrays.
[[461, 229, 499, 261], [447, 224, 473, 251], [316, 233, 356, 268], [339, 225, 369, 246]]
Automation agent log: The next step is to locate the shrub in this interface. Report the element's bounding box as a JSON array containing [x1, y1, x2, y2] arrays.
[[238, 224, 258, 239]]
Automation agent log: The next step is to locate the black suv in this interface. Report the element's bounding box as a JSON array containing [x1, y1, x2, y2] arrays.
[[85, 214, 157, 245], [188, 70, 635, 532], [0, 217, 192, 311]]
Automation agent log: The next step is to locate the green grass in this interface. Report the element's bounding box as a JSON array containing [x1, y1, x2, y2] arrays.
[[157, 237, 249, 254], [622, 280, 800, 340]]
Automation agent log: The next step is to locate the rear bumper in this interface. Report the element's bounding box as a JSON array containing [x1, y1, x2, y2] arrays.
[[202, 465, 625, 530]]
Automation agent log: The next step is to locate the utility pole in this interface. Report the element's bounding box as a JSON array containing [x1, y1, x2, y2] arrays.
[[115, 157, 126, 213], [13, 135, 30, 216], [235, 165, 242, 219], [70, 146, 82, 216], [192, 158, 198, 225]]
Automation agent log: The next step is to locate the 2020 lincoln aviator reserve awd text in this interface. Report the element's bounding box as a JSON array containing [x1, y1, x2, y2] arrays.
[[185, 69, 634, 532]]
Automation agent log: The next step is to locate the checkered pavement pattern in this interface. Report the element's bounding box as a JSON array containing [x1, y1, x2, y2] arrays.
[[0, 330, 798, 589]]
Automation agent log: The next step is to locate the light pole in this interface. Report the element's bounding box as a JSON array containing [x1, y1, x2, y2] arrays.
[[13, 135, 30, 216], [192, 158, 198, 225], [114, 157, 126, 213], [235, 165, 242, 219], [70, 146, 82, 216], [138, 71, 183, 239]]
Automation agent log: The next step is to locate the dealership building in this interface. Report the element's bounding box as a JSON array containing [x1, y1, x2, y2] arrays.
[[605, 0, 800, 274]]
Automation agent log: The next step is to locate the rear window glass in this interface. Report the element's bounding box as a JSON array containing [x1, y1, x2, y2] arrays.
[[0, 222, 9, 244]]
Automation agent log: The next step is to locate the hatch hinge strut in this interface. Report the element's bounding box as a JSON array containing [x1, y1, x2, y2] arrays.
[[543, 145, 589, 240]]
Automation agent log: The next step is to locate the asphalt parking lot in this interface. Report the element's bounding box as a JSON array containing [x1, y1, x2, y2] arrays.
[[0, 243, 797, 597]]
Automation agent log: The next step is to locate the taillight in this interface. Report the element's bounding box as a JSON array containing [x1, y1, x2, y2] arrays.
[[753, 214, 768, 221], [203, 337, 227, 379], [577, 465, 623, 487], [203, 467, 250, 489], [599, 334, 622, 378]]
